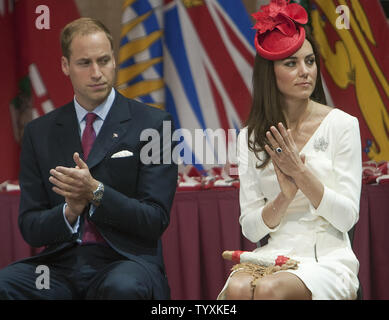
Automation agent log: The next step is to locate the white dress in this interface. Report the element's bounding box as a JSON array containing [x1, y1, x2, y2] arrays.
[[218, 108, 362, 300]]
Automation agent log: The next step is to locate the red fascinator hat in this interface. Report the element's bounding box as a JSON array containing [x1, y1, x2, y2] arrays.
[[252, 0, 308, 60]]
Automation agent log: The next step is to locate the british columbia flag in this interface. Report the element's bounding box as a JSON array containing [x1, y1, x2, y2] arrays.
[[117, 0, 256, 172]]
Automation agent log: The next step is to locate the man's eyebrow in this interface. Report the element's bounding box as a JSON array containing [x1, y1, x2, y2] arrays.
[[75, 57, 90, 62], [97, 55, 111, 60], [75, 55, 110, 63]]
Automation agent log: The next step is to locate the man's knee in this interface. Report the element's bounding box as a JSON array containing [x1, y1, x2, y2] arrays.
[[0, 262, 74, 300], [99, 275, 150, 299], [0, 264, 29, 299], [0, 265, 33, 299], [0, 268, 12, 299], [92, 271, 152, 300]]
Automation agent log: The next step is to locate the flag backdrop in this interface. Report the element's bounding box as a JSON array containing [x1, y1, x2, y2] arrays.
[[3, 0, 388, 181], [117, 0, 256, 171], [116, 0, 165, 109], [0, 0, 79, 182], [310, 0, 389, 162]]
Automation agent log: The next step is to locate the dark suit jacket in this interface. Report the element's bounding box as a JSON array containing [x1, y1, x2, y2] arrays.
[[18, 90, 178, 298]]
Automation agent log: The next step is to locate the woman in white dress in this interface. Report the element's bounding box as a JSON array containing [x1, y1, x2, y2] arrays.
[[218, 0, 362, 300]]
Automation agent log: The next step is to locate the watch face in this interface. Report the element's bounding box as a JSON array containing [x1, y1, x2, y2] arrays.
[[95, 190, 103, 197], [93, 183, 104, 202]]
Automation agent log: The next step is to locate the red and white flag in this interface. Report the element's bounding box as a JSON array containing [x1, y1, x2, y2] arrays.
[[0, 0, 79, 182]]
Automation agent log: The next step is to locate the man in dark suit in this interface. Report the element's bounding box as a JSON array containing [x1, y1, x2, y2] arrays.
[[0, 17, 177, 299]]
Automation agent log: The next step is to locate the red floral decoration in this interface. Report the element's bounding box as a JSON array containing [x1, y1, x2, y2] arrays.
[[252, 0, 307, 37], [251, 0, 308, 60], [275, 255, 290, 266]]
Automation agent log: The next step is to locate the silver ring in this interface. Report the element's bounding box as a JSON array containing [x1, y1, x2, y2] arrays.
[[276, 147, 282, 153]]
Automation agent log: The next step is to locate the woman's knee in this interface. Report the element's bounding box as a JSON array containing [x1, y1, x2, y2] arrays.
[[253, 277, 282, 300], [224, 273, 253, 300], [253, 274, 312, 300]]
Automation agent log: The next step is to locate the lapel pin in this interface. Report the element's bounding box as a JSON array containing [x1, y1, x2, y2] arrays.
[[113, 133, 118, 138]]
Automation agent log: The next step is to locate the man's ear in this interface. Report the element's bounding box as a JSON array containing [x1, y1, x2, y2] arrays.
[[61, 56, 70, 76]]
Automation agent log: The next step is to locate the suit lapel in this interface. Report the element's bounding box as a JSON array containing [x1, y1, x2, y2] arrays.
[[87, 92, 132, 170], [54, 103, 83, 168]]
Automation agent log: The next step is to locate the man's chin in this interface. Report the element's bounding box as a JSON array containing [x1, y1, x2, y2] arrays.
[[90, 87, 111, 100], [77, 88, 112, 109]]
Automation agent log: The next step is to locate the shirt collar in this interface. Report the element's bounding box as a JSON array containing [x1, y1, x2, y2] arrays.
[[73, 88, 116, 123]]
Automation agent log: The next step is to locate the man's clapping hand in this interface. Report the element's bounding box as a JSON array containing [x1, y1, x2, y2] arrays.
[[49, 152, 100, 223]]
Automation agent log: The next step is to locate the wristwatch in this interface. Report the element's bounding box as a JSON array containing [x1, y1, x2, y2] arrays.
[[92, 182, 104, 206]]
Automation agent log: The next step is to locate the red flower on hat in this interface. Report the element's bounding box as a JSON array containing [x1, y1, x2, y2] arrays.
[[252, 0, 308, 37]]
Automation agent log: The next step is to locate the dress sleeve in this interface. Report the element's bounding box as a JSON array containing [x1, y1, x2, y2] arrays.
[[238, 129, 280, 243], [309, 116, 362, 232]]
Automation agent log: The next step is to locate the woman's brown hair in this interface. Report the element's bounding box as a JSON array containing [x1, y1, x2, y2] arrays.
[[245, 25, 327, 169]]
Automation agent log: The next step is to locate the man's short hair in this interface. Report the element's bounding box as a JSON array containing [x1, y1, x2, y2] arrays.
[[60, 17, 114, 60]]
